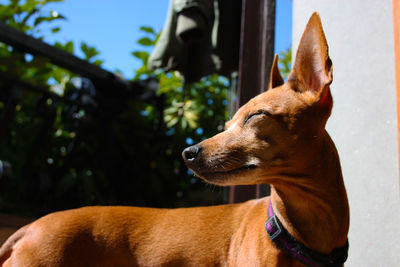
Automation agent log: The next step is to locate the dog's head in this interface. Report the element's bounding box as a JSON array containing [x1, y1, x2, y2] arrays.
[[182, 13, 334, 186]]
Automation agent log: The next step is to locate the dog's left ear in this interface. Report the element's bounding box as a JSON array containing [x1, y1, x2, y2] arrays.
[[267, 54, 284, 90], [288, 12, 333, 112]]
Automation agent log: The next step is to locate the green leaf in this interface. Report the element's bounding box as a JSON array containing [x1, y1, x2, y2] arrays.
[[181, 118, 188, 129], [92, 59, 103, 66], [278, 47, 291, 79], [64, 41, 74, 54], [139, 26, 155, 34], [0, 6, 16, 20], [10, 0, 20, 7], [131, 51, 149, 64], [54, 41, 74, 54], [80, 42, 100, 61], [20, 0, 40, 14], [133, 65, 150, 80], [33, 11, 66, 26], [164, 106, 179, 114], [51, 27, 61, 33], [166, 116, 179, 128], [137, 37, 154, 46]]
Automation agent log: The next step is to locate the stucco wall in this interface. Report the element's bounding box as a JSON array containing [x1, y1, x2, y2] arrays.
[[292, 0, 400, 266]]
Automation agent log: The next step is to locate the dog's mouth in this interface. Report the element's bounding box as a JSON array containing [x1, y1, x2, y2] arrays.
[[193, 163, 258, 183], [216, 164, 258, 174]]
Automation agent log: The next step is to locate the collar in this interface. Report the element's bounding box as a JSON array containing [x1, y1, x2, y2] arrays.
[[265, 200, 349, 267]]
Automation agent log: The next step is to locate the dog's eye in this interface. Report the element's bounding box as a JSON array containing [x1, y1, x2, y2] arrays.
[[244, 112, 267, 125]]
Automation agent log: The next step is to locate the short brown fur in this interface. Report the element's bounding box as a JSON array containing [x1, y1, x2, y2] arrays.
[[0, 13, 349, 267]]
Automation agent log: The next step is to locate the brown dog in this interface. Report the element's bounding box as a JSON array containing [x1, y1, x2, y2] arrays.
[[0, 13, 349, 267]]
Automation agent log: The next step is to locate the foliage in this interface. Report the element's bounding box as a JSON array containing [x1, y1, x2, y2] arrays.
[[0, 0, 228, 217], [131, 27, 228, 135], [278, 47, 292, 79], [130, 25, 229, 207], [0, 0, 65, 37]]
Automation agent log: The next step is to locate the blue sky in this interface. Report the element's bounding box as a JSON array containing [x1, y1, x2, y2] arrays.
[[39, 0, 292, 78]]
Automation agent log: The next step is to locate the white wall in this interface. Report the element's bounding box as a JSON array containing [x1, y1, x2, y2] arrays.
[[292, 1, 400, 266]]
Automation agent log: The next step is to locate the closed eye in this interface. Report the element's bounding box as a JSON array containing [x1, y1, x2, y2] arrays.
[[244, 111, 270, 125]]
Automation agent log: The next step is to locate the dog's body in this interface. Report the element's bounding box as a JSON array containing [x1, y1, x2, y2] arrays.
[[0, 13, 349, 267], [0, 199, 281, 266]]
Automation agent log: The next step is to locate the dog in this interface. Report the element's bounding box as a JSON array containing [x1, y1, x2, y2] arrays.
[[0, 12, 349, 266]]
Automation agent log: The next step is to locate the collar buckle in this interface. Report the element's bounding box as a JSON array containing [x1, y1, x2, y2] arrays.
[[265, 214, 281, 241]]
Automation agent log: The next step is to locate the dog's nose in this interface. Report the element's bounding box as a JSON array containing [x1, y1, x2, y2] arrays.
[[182, 145, 202, 161]]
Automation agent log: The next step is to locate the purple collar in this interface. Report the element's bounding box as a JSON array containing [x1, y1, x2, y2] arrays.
[[265, 200, 349, 267]]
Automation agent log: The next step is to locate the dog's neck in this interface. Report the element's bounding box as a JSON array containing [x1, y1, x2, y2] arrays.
[[269, 131, 349, 254]]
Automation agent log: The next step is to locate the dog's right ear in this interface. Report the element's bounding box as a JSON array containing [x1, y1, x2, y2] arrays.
[[268, 54, 284, 90], [288, 12, 333, 113]]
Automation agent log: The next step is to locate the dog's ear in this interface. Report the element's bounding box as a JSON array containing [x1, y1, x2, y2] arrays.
[[267, 54, 284, 90], [288, 12, 333, 112]]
